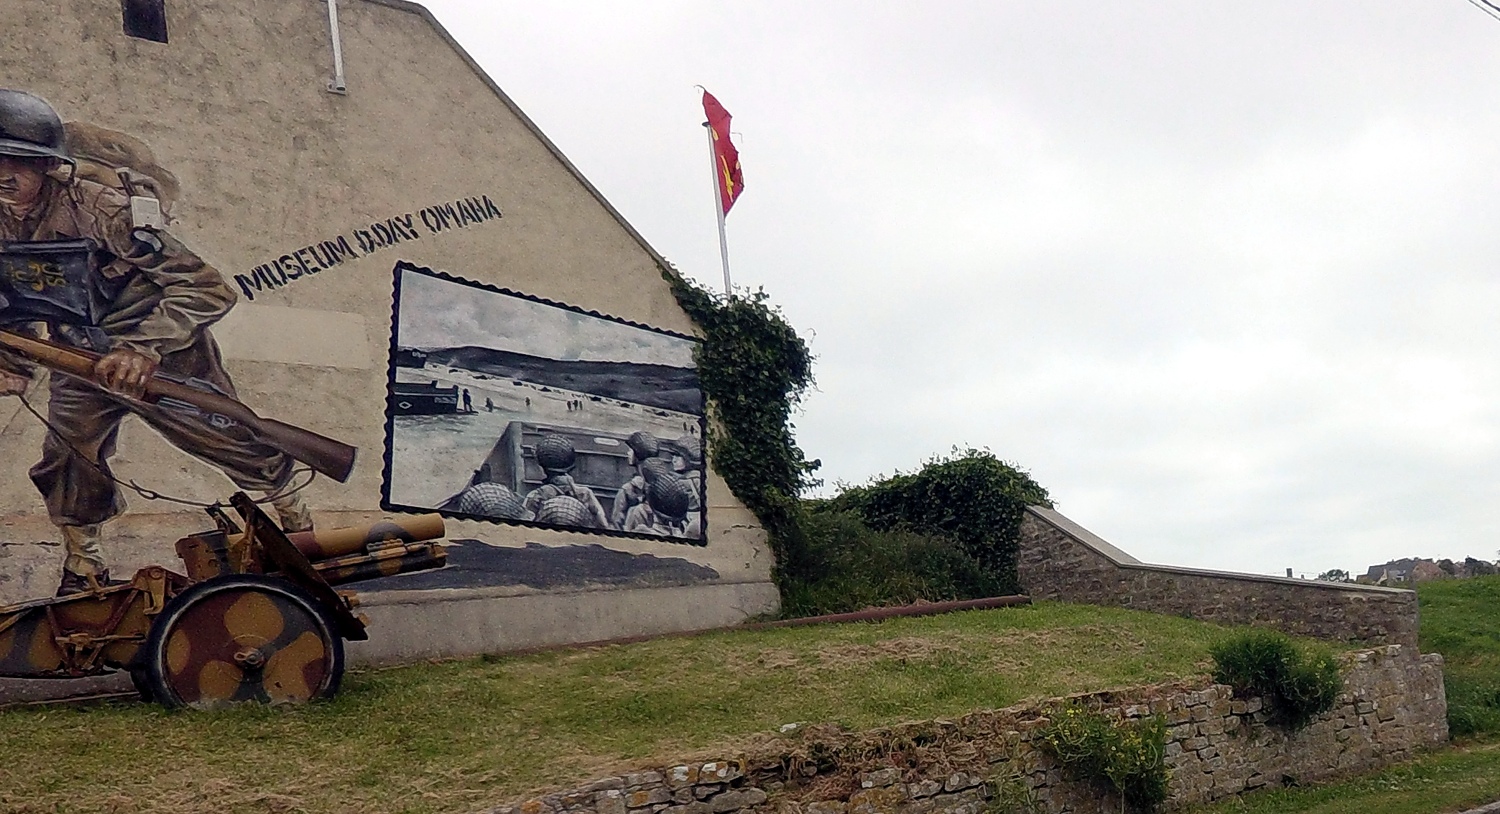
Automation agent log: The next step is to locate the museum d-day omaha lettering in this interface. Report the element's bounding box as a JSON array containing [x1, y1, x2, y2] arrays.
[[235, 194, 504, 299]]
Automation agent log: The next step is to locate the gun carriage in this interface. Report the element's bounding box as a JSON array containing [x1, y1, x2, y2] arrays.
[[0, 494, 447, 708]]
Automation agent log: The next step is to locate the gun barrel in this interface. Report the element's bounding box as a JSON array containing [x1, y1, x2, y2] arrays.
[[288, 514, 446, 561]]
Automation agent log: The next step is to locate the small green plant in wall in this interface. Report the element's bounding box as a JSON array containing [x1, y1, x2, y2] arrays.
[[1036, 704, 1170, 813], [1209, 629, 1342, 730], [985, 771, 1043, 814]]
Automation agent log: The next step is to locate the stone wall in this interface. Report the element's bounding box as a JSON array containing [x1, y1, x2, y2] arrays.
[[481, 645, 1447, 814], [1017, 507, 1419, 647]]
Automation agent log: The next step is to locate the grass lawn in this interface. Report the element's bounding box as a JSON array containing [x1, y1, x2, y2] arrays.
[[1186, 737, 1500, 814], [1418, 575, 1500, 737], [0, 601, 1244, 814]]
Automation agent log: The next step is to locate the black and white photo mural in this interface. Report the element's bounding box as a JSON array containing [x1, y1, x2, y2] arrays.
[[383, 263, 707, 544]]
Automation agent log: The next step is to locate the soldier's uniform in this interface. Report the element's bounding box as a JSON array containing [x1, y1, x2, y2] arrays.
[[620, 476, 698, 540], [666, 436, 704, 512], [522, 475, 610, 530], [0, 90, 307, 585], [0, 177, 306, 573], [523, 434, 611, 530], [622, 500, 701, 540], [610, 475, 648, 529]]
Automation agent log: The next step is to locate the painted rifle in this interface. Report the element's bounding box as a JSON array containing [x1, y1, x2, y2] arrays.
[[0, 328, 357, 482]]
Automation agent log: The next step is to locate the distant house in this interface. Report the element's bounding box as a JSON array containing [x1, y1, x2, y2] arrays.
[[1359, 557, 1449, 586], [1360, 559, 1411, 585]]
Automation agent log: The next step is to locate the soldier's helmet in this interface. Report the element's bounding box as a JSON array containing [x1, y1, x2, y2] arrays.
[[535, 495, 590, 526], [0, 90, 71, 163], [639, 457, 674, 485], [456, 482, 527, 520], [671, 435, 703, 467], [647, 477, 695, 521], [534, 434, 576, 473], [626, 431, 659, 462]]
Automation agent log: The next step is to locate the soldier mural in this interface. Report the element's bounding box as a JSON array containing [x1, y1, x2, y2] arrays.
[[383, 263, 708, 544], [0, 89, 337, 594], [610, 431, 663, 528]]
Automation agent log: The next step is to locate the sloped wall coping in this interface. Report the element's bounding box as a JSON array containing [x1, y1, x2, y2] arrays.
[[1026, 507, 1410, 595]]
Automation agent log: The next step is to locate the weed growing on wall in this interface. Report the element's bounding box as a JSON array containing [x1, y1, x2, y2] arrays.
[[985, 771, 1043, 814], [825, 448, 1051, 592], [1209, 629, 1342, 730], [1037, 705, 1169, 812], [665, 272, 820, 584]]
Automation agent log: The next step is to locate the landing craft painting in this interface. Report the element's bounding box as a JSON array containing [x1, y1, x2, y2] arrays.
[[383, 263, 707, 544]]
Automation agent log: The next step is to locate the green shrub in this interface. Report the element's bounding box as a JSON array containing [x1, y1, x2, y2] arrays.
[[1209, 629, 1342, 730], [664, 274, 1049, 617], [665, 275, 820, 594], [824, 448, 1051, 592], [1037, 705, 1169, 812], [777, 509, 1002, 617]]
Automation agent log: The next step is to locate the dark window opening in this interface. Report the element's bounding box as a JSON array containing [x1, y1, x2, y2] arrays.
[[122, 0, 168, 43]]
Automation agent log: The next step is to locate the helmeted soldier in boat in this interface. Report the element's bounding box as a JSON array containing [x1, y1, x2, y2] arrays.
[[520, 434, 610, 530]]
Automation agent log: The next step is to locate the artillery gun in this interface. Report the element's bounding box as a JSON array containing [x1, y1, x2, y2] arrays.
[[0, 493, 446, 708]]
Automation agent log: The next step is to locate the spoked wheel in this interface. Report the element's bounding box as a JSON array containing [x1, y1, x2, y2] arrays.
[[142, 574, 344, 709]]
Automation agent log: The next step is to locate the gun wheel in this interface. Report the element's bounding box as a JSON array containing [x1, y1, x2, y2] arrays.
[[142, 574, 344, 709]]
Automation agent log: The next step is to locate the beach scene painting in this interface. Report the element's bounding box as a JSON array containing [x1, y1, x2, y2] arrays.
[[383, 263, 707, 544]]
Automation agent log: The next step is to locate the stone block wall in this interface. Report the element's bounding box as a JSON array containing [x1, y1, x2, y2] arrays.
[[481, 645, 1446, 814], [1017, 507, 1419, 647]]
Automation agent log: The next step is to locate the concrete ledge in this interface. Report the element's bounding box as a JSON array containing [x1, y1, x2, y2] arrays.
[[0, 580, 779, 705], [0, 673, 133, 707], [348, 580, 780, 666]]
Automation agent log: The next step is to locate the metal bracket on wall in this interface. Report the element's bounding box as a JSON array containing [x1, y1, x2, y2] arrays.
[[325, 0, 348, 94]]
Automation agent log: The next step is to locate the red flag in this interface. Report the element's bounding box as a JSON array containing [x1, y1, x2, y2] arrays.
[[702, 90, 744, 214]]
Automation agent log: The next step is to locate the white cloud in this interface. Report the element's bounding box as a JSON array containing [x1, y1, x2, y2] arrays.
[[417, 0, 1500, 575]]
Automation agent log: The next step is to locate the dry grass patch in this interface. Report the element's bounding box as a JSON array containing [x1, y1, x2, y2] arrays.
[[0, 601, 1277, 814]]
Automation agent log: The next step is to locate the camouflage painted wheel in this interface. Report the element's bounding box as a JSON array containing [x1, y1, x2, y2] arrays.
[[142, 574, 344, 709]]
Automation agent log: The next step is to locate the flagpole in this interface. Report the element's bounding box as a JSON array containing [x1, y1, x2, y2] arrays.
[[704, 121, 733, 294]]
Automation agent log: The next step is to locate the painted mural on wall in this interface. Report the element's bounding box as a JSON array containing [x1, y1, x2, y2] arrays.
[[0, 88, 352, 594], [383, 262, 707, 544]]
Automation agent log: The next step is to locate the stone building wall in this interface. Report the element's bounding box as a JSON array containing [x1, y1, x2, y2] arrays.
[[1017, 507, 1419, 647], [482, 645, 1446, 814]]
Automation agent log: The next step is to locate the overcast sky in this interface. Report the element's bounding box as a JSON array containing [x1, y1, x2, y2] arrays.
[[415, 0, 1500, 577]]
